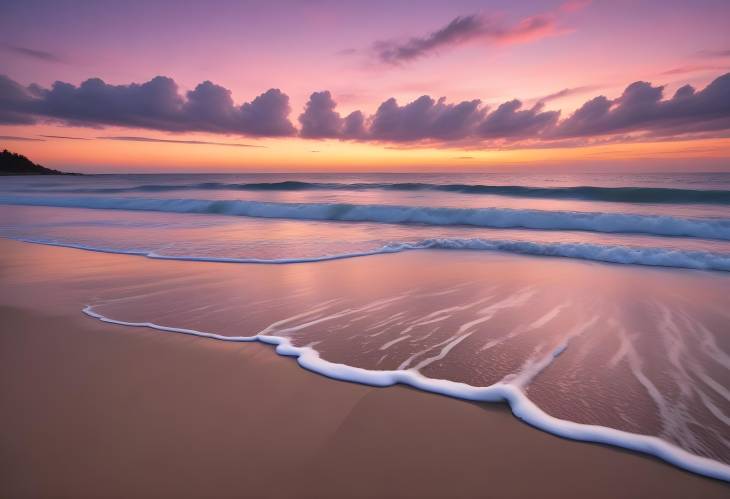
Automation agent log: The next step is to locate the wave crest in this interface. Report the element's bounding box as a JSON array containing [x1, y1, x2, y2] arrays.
[[2, 195, 729, 240]]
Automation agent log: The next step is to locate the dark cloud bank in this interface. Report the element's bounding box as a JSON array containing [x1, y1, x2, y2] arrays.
[[0, 75, 295, 136], [2, 72, 730, 149], [295, 73, 730, 146]]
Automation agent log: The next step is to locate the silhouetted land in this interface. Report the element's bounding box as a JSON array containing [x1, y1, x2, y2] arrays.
[[0, 149, 77, 175]]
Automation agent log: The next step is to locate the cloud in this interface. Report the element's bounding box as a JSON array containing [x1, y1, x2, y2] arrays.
[[374, 15, 488, 64], [298, 91, 368, 139], [2, 71, 730, 149], [313, 73, 730, 145], [3, 44, 64, 63], [661, 65, 727, 76], [0, 75, 38, 124], [100, 136, 264, 147], [369, 95, 485, 141], [237, 88, 296, 136], [360, 95, 555, 143], [478, 100, 559, 138], [537, 85, 601, 103], [180, 80, 295, 136], [0, 135, 44, 142], [553, 73, 730, 138], [0, 74, 296, 137], [39, 134, 91, 140], [369, 1, 591, 66], [299, 91, 344, 138], [697, 49, 730, 58], [342, 110, 368, 139], [373, 13, 560, 64]]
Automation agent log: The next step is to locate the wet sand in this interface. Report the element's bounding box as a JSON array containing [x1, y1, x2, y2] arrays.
[[0, 238, 728, 498]]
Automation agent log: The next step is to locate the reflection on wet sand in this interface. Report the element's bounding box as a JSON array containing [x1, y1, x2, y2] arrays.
[[81, 249, 730, 466]]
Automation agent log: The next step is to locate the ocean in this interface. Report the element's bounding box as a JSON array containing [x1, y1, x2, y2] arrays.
[[1, 171, 729, 480]]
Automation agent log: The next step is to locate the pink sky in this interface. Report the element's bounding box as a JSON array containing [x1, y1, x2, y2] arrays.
[[1, 0, 729, 172]]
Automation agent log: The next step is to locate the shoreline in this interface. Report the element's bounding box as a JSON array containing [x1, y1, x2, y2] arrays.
[[7, 232, 730, 274], [81, 303, 730, 483], [1, 238, 729, 498]]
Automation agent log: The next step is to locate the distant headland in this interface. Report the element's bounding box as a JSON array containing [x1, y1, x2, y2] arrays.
[[0, 149, 78, 175]]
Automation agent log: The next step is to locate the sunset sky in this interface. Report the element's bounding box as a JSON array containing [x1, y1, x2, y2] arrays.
[[1, 0, 729, 172]]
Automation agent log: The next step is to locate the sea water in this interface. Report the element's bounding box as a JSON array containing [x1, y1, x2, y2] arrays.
[[1, 171, 729, 480]]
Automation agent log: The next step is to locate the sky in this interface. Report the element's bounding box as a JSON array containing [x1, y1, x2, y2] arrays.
[[1, 0, 729, 172]]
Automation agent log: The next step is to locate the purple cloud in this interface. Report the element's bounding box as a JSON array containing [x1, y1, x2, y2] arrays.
[[342, 110, 367, 139], [369, 96, 484, 141], [238, 89, 296, 136], [0, 75, 37, 124], [299, 91, 368, 139], [0, 75, 296, 137], [3, 44, 64, 63], [478, 100, 559, 139], [100, 136, 264, 147], [537, 85, 602, 103], [697, 49, 730, 58], [373, 11, 563, 65], [40, 135, 91, 140], [2, 72, 730, 148], [299, 91, 344, 138], [0, 135, 44, 142], [553, 73, 730, 138], [661, 65, 727, 76]]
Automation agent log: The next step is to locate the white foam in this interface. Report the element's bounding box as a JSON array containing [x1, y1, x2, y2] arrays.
[[508, 316, 598, 389], [82, 304, 730, 482], [7, 235, 730, 273], [379, 335, 410, 350], [477, 302, 570, 354]]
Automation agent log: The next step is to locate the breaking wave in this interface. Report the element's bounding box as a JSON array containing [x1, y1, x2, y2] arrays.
[[2, 195, 729, 240]]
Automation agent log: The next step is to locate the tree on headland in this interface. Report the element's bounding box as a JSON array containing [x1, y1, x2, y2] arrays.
[[0, 149, 76, 175]]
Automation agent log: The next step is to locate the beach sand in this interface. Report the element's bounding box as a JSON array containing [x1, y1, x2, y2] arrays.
[[0, 238, 728, 498]]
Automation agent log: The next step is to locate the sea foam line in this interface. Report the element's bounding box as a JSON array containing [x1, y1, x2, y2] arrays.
[[8, 236, 730, 272], [2, 195, 730, 240], [82, 305, 730, 482]]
